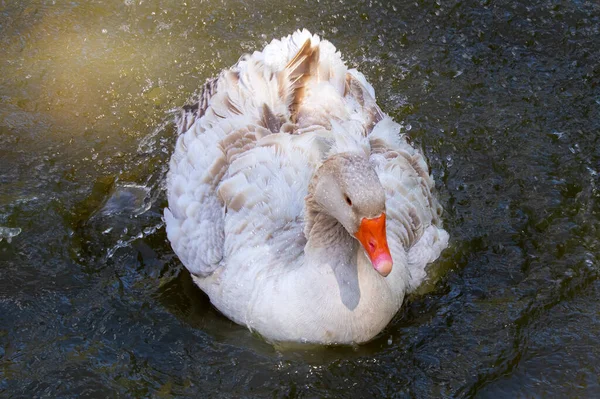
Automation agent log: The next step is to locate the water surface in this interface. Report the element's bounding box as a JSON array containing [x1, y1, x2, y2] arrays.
[[1, 0, 599, 397]]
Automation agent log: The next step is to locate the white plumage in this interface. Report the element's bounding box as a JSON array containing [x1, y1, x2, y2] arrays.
[[165, 30, 448, 344]]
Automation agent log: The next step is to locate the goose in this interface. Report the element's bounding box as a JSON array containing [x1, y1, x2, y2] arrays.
[[164, 30, 449, 344]]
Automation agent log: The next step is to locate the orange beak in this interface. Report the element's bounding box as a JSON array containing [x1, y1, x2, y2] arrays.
[[354, 213, 393, 277]]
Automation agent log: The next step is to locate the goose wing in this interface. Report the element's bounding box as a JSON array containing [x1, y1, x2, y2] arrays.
[[369, 118, 449, 290]]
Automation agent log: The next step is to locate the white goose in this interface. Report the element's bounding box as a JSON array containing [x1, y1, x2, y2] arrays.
[[165, 30, 448, 344]]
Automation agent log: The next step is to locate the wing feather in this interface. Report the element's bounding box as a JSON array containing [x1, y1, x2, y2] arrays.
[[370, 117, 447, 291]]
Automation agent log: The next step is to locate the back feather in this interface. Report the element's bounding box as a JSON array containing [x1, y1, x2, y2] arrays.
[[278, 38, 320, 123]]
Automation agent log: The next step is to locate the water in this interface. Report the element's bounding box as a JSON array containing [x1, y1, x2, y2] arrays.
[[1, 0, 599, 397]]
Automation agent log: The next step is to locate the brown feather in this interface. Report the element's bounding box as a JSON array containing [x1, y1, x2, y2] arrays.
[[261, 104, 282, 133], [176, 76, 219, 135], [345, 73, 384, 135], [219, 126, 270, 164], [279, 38, 320, 123]]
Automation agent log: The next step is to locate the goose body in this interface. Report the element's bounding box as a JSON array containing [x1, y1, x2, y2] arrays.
[[165, 30, 448, 344]]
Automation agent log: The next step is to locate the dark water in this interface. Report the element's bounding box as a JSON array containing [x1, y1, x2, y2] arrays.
[[1, 0, 599, 397]]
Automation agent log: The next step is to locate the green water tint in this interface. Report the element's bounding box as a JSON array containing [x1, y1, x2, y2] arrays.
[[1, 0, 599, 397]]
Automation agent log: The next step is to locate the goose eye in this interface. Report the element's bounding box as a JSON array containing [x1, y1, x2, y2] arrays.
[[344, 195, 352, 206]]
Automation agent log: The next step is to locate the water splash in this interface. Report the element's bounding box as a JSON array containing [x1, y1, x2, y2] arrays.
[[0, 227, 21, 243], [100, 183, 152, 217], [106, 220, 164, 259]]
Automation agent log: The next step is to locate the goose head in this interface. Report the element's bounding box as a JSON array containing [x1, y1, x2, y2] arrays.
[[309, 152, 393, 276]]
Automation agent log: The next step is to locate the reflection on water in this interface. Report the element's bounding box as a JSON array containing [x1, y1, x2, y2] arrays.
[[1, 0, 599, 397]]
